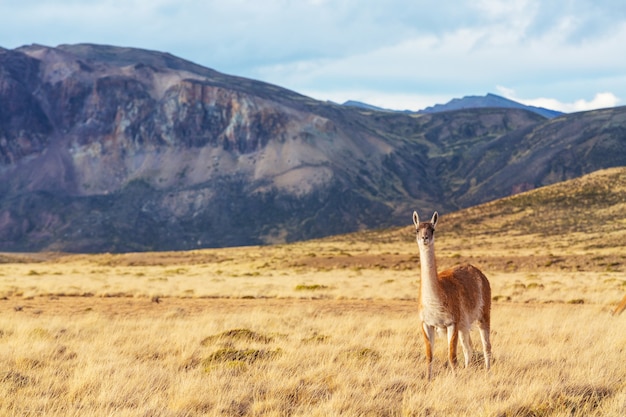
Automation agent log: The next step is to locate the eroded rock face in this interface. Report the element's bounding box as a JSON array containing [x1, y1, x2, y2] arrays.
[[0, 50, 51, 165], [1, 43, 624, 252], [0, 44, 395, 250]]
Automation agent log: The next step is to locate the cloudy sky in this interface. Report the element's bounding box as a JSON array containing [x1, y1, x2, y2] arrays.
[[2, 0, 626, 113]]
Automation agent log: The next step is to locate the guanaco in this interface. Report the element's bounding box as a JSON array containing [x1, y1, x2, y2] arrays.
[[413, 211, 492, 379]]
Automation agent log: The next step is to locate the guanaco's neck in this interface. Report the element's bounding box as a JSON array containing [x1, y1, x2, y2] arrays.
[[419, 243, 441, 301]]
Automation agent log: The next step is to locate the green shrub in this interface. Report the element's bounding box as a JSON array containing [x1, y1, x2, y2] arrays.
[[200, 328, 273, 345], [295, 284, 328, 291]]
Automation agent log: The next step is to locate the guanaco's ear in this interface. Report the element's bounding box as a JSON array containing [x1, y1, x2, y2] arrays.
[[431, 212, 438, 228], [412, 211, 419, 227]]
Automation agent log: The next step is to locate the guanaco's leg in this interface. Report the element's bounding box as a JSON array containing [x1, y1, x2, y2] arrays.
[[422, 323, 435, 380], [459, 329, 473, 368], [478, 321, 491, 371], [446, 324, 458, 374]]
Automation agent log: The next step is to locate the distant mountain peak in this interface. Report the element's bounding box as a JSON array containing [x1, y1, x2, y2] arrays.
[[342, 93, 563, 119], [418, 93, 563, 119], [342, 100, 390, 112], [341, 100, 415, 113]]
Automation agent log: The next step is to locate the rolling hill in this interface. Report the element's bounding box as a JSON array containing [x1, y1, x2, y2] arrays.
[[316, 166, 626, 275]]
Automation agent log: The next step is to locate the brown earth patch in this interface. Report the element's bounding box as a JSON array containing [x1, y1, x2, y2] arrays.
[[2, 296, 418, 318]]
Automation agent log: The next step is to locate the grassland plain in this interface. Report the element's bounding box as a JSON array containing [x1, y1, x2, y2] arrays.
[[1, 167, 626, 416]]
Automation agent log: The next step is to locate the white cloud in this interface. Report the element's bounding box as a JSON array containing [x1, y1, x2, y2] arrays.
[[569, 93, 621, 111], [496, 86, 621, 112], [2, 0, 626, 112], [253, 8, 626, 112]]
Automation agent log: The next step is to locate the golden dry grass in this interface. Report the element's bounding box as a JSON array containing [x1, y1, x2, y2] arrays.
[[1, 167, 626, 416], [1, 298, 624, 416]]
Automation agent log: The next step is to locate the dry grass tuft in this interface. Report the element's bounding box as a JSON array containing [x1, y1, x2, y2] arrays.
[[200, 328, 274, 345], [499, 385, 614, 417]]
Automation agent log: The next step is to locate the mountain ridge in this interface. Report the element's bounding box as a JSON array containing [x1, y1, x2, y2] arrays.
[[418, 93, 563, 118], [0, 43, 624, 252], [343, 93, 563, 119]]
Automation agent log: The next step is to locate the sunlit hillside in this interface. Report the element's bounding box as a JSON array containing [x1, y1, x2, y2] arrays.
[[2, 167, 625, 302]]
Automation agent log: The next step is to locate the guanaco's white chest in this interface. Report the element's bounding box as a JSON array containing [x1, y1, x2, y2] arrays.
[[420, 298, 454, 328]]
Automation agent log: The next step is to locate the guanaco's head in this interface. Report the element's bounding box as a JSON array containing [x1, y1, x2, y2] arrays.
[[413, 211, 438, 248]]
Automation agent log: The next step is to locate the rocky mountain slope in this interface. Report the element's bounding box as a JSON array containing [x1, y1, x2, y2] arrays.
[[0, 44, 625, 252]]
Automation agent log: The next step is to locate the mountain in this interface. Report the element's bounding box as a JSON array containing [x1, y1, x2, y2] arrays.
[[418, 93, 563, 119], [342, 94, 563, 118], [454, 106, 626, 205], [0, 43, 625, 252], [342, 100, 402, 113]]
